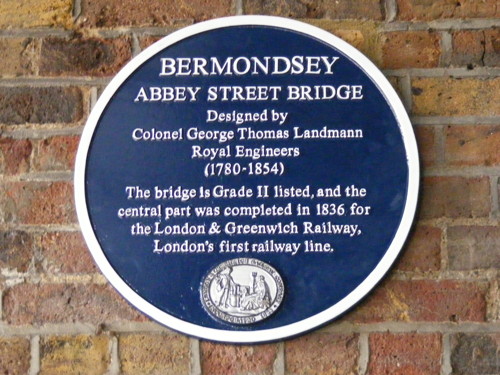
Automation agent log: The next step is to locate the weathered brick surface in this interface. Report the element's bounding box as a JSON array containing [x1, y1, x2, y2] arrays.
[[396, 225, 441, 272], [452, 29, 500, 67], [415, 125, 437, 167], [32, 135, 80, 172], [419, 176, 490, 219], [40, 335, 110, 375], [3, 283, 146, 325], [79, 0, 232, 28], [348, 279, 487, 323], [0, 87, 83, 125], [0, 337, 31, 374], [40, 232, 97, 274], [0, 182, 76, 225], [0, 0, 73, 29], [445, 125, 500, 166], [382, 31, 441, 69], [0, 231, 33, 273], [201, 342, 278, 375], [243, 0, 314, 18], [119, 334, 190, 375], [368, 333, 442, 375], [448, 226, 500, 270], [40, 37, 132, 77], [450, 333, 500, 375], [0, 137, 32, 175], [0, 38, 38, 77], [245, 0, 384, 20], [285, 333, 359, 375], [306, 20, 382, 64], [397, 0, 499, 21], [411, 77, 500, 117]]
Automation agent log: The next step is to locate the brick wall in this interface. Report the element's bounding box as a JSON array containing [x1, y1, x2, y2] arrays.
[[0, 0, 498, 374]]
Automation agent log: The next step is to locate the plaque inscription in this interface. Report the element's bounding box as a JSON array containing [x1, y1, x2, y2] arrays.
[[75, 16, 419, 343]]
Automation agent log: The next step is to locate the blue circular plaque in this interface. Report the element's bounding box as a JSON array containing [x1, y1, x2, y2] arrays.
[[75, 16, 419, 343]]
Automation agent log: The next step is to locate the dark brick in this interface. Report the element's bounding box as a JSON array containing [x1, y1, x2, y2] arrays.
[[451, 333, 500, 375], [0, 337, 31, 375], [415, 126, 437, 167], [40, 232, 97, 274], [0, 231, 33, 273], [419, 176, 490, 219], [0, 87, 83, 125], [3, 283, 146, 325], [79, 0, 232, 28], [448, 226, 500, 270], [396, 225, 441, 272], [285, 333, 359, 375], [0, 137, 32, 175], [40, 36, 132, 77], [369, 333, 442, 375]]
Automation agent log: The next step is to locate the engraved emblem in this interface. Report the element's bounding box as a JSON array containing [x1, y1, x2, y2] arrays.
[[201, 258, 284, 324]]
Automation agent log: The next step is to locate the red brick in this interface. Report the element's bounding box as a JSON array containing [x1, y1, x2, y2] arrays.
[[382, 31, 441, 69], [3, 283, 146, 325], [0, 87, 83, 125], [0, 38, 38, 77], [201, 342, 278, 375], [40, 37, 132, 77], [411, 77, 500, 117], [445, 125, 500, 166], [40, 335, 110, 375], [40, 232, 97, 274], [119, 334, 190, 375], [419, 176, 490, 219], [369, 333, 442, 375], [33, 135, 79, 172], [396, 225, 441, 272], [0, 181, 76, 225], [0, 337, 31, 374], [79, 0, 232, 28], [450, 333, 500, 374], [348, 279, 487, 323], [448, 226, 500, 270], [139, 36, 163, 51], [397, 0, 499, 21], [484, 29, 500, 66], [285, 333, 359, 375], [415, 126, 437, 167], [0, 231, 34, 273], [0, 137, 32, 175]]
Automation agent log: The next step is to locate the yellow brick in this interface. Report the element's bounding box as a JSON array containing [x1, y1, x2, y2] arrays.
[[40, 335, 110, 375], [0, 0, 73, 29], [304, 20, 383, 65], [412, 77, 500, 116]]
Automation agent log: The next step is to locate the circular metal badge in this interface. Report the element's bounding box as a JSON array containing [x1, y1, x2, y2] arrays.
[[201, 258, 284, 324], [75, 16, 419, 343]]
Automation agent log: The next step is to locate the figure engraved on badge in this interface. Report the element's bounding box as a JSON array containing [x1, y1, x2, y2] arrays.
[[201, 258, 284, 324]]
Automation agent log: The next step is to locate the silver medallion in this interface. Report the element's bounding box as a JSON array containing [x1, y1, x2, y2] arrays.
[[201, 258, 284, 324]]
